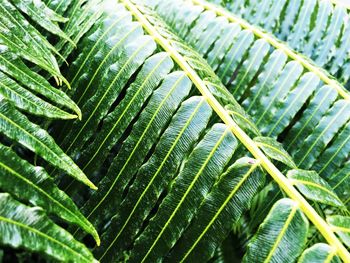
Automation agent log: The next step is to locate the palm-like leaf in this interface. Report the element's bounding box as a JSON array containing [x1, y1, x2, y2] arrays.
[[0, 193, 97, 262], [299, 243, 341, 263], [0, 144, 98, 244], [151, 0, 350, 210], [208, 0, 350, 88], [0, 0, 99, 260], [1, 0, 350, 262], [46, 0, 349, 262]]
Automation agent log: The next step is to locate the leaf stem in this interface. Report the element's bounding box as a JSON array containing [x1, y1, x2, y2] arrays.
[[121, 0, 350, 261]]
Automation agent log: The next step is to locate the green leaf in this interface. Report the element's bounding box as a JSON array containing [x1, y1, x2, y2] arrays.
[[10, 0, 74, 44], [243, 49, 287, 114], [298, 243, 341, 263], [192, 15, 228, 57], [225, 103, 260, 136], [264, 72, 320, 138], [129, 123, 238, 263], [314, 6, 345, 68], [211, 0, 350, 87], [255, 61, 304, 132], [60, 34, 156, 157], [243, 198, 309, 263], [230, 39, 270, 100], [67, 16, 143, 108], [0, 72, 76, 119], [0, 144, 99, 245], [330, 16, 350, 77], [0, 50, 81, 118], [0, 0, 64, 81], [206, 22, 241, 71], [55, 0, 106, 60], [326, 160, 350, 209], [287, 0, 316, 51], [313, 121, 350, 180], [0, 193, 97, 263], [294, 99, 350, 169], [327, 216, 350, 248], [0, 97, 96, 190], [78, 52, 174, 175], [66, 6, 132, 87], [283, 85, 338, 156], [254, 136, 296, 168], [217, 29, 254, 86], [303, 1, 332, 57], [78, 70, 192, 233], [166, 157, 264, 263], [44, 0, 73, 14], [95, 96, 213, 262], [287, 169, 344, 207]]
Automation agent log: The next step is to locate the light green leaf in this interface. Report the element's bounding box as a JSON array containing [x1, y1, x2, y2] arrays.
[[230, 39, 270, 100], [283, 85, 338, 156], [10, 0, 74, 44], [298, 243, 341, 263], [288, 169, 344, 207], [327, 216, 350, 248], [294, 99, 350, 169], [55, 0, 106, 60], [254, 136, 297, 168], [0, 0, 65, 81]]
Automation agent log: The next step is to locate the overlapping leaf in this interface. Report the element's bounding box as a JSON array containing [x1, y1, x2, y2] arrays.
[[151, 0, 350, 208], [0, 144, 99, 244], [0, 193, 97, 262], [209, 0, 350, 88]]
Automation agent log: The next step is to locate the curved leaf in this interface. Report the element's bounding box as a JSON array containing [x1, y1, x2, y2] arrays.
[[10, 0, 73, 44], [0, 49, 81, 118], [327, 215, 350, 248], [60, 35, 156, 156], [0, 97, 96, 190], [167, 157, 264, 263], [243, 198, 309, 263], [287, 169, 344, 207], [211, 0, 350, 88], [0, 0, 64, 81], [95, 96, 213, 261], [129, 123, 238, 263], [0, 144, 99, 245], [78, 52, 174, 175], [298, 243, 341, 263], [0, 193, 97, 263], [254, 136, 296, 168], [78, 70, 192, 233], [0, 72, 76, 119]]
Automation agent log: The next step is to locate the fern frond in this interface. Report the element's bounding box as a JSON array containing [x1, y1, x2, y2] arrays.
[[206, 0, 350, 88], [151, 0, 350, 210], [51, 0, 350, 262]]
